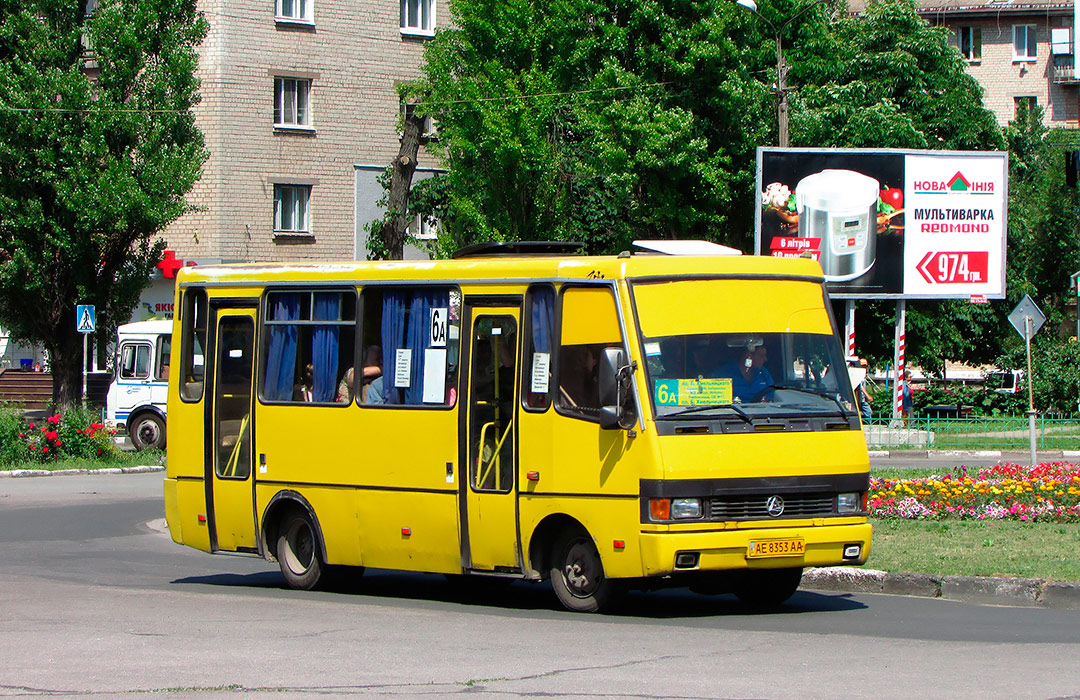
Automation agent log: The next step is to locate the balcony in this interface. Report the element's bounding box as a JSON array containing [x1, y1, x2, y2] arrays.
[[1053, 64, 1080, 85]]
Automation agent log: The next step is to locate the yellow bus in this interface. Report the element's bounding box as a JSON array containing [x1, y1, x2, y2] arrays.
[[163, 241, 871, 612]]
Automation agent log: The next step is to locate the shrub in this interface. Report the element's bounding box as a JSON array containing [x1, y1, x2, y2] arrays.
[[0, 407, 118, 466]]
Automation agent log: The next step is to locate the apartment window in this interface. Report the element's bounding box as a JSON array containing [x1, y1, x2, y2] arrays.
[[958, 26, 981, 61], [274, 78, 310, 127], [1014, 96, 1038, 118], [274, 185, 311, 234], [1014, 25, 1037, 61], [400, 0, 434, 34], [408, 213, 440, 241], [275, 0, 310, 21]]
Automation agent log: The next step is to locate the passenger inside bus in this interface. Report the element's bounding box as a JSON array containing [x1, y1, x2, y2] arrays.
[[295, 363, 315, 402], [719, 338, 774, 402]]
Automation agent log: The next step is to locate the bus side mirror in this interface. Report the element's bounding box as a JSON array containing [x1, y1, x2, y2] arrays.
[[599, 347, 637, 430]]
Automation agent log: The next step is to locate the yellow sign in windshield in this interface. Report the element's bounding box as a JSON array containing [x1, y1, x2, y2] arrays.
[[654, 378, 733, 406]]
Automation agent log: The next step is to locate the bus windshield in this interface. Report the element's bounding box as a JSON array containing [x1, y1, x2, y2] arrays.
[[641, 332, 855, 418]]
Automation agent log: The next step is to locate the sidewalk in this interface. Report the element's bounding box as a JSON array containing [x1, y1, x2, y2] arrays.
[[803, 566, 1080, 609]]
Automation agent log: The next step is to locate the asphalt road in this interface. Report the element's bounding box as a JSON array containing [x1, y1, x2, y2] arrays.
[[1, 472, 1079, 700]]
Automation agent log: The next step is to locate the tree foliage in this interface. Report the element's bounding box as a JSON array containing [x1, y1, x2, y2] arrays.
[[406, 0, 1003, 260], [409, 0, 773, 255], [0, 0, 207, 407]]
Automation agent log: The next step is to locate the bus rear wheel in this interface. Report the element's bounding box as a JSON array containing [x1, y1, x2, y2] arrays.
[[130, 413, 165, 451], [733, 567, 803, 607], [276, 512, 324, 590], [550, 528, 620, 613]]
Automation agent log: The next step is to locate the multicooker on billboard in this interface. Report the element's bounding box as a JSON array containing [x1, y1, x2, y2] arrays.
[[754, 147, 1008, 300]]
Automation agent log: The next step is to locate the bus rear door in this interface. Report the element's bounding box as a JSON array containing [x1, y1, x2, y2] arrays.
[[206, 306, 258, 553]]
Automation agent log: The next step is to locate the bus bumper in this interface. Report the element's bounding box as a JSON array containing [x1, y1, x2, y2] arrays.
[[638, 522, 872, 577]]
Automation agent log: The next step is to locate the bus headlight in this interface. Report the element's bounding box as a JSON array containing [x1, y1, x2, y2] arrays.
[[671, 498, 702, 519], [837, 492, 861, 514]]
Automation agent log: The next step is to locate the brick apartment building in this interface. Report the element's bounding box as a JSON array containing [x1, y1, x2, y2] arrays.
[[161, 0, 441, 269], [916, 0, 1079, 127]]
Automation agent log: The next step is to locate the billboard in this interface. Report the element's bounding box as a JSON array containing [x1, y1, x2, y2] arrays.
[[754, 148, 1008, 300]]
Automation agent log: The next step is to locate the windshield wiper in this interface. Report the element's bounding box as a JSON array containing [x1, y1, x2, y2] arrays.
[[763, 384, 850, 416], [659, 404, 753, 424]]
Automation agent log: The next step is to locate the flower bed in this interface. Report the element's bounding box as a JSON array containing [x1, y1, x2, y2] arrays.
[[0, 407, 118, 465], [869, 462, 1080, 522]]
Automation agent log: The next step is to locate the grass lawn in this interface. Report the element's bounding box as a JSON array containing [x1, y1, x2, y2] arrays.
[[867, 518, 1080, 582], [0, 449, 165, 472]]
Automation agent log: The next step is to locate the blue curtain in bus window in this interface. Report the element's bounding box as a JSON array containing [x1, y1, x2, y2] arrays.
[[311, 293, 340, 402], [531, 286, 554, 354], [404, 288, 448, 405], [265, 293, 301, 401], [381, 290, 408, 404]]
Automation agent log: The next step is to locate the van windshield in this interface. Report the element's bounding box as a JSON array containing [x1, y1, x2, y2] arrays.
[[641, 332, 856, 419]]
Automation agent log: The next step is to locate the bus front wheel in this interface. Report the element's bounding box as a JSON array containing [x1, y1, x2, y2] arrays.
[[130, 413, 165, 451], [550, 528, 620, 613], [276, 511, 324, 590]]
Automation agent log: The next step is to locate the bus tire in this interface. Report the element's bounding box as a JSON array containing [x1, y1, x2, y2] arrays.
[[549, 527, 620, 613], [130, 413, 166, 451], [276, 511, 324, 590], [734, 567, 803, 607]]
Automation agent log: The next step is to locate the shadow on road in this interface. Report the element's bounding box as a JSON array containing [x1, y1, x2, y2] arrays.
[[172, 567, 867, 618]]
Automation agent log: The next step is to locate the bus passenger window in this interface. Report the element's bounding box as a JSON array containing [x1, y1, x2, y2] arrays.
[[522, 285, 555, 410], [556, 286, 621, 420], [180, 288, 207, 401], [261, 290, 357, 405], [360, 286, 460, 407]]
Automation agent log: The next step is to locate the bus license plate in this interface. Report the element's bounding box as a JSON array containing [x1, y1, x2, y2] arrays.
[[747, 538, 805, 559]]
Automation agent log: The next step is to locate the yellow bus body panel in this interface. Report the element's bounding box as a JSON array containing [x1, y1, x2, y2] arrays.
[[164, 253, 869, 588]]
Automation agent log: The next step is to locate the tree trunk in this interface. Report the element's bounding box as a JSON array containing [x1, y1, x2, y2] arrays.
[[383, 113, 425, 260], [49, 316, 85, 411]]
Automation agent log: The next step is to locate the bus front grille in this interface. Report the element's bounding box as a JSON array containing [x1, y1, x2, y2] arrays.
[[707, 493, 836, 520]]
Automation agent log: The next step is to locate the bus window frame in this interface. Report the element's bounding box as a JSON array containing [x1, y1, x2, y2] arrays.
[[356, 282, 463, 411], [520, 283, 557, 414], [257, 286, 359, 407], [118, 341, 153, 381], [179, 287, 208, 403], [553, 281, 629, 425]]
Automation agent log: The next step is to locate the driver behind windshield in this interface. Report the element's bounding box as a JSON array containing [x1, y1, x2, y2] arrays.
[[720, 338, 774, 402]]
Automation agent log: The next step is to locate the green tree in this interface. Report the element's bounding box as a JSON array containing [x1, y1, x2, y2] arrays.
[[793, 0, 1002, 151], [408, 0, 775, 256], [0, 0, 207, 407]]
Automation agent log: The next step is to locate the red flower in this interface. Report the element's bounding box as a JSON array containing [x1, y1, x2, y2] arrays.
[[45, 431, 58, 441], [42, 447, 49, 453], [47, 414, 60, 425]]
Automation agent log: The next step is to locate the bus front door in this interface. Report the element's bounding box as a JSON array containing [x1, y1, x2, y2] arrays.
[[207, 308, 258, 553], [461, 306, 521, 572]]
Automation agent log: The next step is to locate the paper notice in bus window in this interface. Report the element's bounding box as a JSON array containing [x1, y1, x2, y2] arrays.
[[654, 378, 733, 406], [644, 342, 662, 357], [394, 349, 412, 388], [423, 348, 447, 403], [531, 352, 550, 393]]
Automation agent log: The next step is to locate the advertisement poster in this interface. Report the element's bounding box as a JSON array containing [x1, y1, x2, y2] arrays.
[[755, 148, 1007, 300]]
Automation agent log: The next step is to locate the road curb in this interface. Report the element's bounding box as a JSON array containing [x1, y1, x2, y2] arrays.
[[804, 567, 1080, 609], [0, 465, 164, 478]]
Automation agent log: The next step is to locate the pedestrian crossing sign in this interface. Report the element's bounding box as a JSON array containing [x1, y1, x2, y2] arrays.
[[76, 305, 96, 334]]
